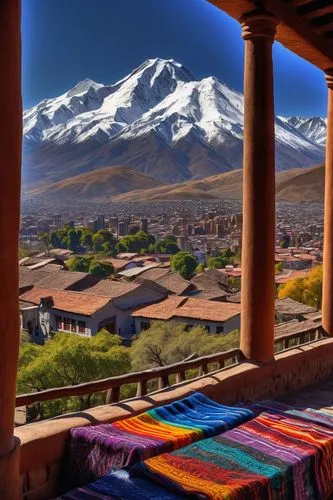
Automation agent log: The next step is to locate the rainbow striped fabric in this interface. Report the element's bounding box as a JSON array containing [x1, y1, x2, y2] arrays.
[[69, 392, 253, 484], [250, 400, 333, 429], [132, 411, 333, 499]]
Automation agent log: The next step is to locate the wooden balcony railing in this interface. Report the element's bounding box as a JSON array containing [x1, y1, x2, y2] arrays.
[[16, 323, 326, 408]]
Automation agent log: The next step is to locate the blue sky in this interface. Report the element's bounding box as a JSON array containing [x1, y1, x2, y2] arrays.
[[22, 0, 327, 116]]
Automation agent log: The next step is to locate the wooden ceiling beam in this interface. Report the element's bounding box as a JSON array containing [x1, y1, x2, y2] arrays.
[[209, 0, 333, 69], [303, 5, 333, 21], [314, 21, 333, 34], [289, 0, 317, 7]]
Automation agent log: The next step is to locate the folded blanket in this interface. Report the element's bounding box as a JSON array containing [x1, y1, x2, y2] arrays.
[[134, 411, 333, 500], [250, 400, 333, 429], [69, 392, 253, 484], [59, 470, 183, 500]]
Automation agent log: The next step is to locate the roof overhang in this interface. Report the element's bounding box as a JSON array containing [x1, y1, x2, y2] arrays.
[[209, 0, 333, 70]]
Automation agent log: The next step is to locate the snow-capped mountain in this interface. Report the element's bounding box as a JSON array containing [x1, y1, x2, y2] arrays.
[[278, 116, 327, 146], [23, 58, 326, 187]]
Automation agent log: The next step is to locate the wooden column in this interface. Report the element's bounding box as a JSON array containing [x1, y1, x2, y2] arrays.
[[322, 70, 333, 336], [239, 11, 278, 364], [0, 1, 22, 498]]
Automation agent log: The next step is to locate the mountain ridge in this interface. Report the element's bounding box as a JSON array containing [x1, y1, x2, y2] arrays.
[[23, 58, 326, 187], [25, 166, 164, 201], [25, 164, 325, 204]]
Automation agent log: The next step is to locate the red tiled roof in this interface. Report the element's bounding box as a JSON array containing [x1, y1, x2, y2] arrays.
[[82, 280, 140, 298], [156, 272, 192, 295], [132, 297, 241, 322], [37, 270, 98, 291], [20, 287, 111, 316]]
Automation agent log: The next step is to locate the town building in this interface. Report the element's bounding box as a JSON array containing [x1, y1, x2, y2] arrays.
[[118, 220, 129, 237], [20, 278, 169, 341], [132, 296, 241, 335], [96, 215, 105, 231]]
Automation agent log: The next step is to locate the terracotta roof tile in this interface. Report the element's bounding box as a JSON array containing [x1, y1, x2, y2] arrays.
[[20, 287, 111, 316], [132, 296, 241, 322], [156, 272, 192, 295], [275, 297, 317, 315], [100, 258, 132, 271], [136, 267, 170, 281], [190, 286, 229, 300], [175, 298, 241, 322], [19, 267, 54, 290], [83, 280, 140, 298], [132, 296, 186, 320], [191, 269, 229, 288], [37, 270, 99, 291]]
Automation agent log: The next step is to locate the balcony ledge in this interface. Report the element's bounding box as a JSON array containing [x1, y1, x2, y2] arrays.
[[16, 337, 333, 487]]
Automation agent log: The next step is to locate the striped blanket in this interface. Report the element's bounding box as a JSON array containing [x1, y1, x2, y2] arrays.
[[131, 411, 333, 499], [69, 392, 253, 483], [250, 400, 333, 429]]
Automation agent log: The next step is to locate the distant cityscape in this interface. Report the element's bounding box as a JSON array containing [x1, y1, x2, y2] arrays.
[[21, 200, 324, 260]]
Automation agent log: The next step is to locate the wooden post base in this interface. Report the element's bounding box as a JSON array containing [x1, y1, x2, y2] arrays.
[[0, 438, 20, 500]]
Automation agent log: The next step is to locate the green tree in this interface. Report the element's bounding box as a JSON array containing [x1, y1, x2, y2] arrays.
[[116, 231, 150, 254], [89, 260, 114, 278], [17, 331, 131, 419], [115, 240, 127, 254], [97, 229, 116, 245], [92, 233, 104, 252], [171, 252, 198, 280], [40, 232, 51, 254], [66, 229, 81, 252], [228, 277, 241, 290], [196, 263, 205, 274], [50, 231, 62, 248], [207, 256, 229, 269], [207, 249, 235, 270], [163, 241, 180, 254], [66, 256, 90, 273], [280, 234, 291, 248], [81, 231, 93, 251], [130, 321, 240, 371], [275, 262, 283, 275], [101, 242, 113, 255]]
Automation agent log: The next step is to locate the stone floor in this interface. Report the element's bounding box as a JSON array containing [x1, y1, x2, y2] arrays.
[[278, 375, 333, 415]]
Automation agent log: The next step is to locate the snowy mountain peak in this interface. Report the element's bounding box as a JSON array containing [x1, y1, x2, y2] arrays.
[[280, 115, 327, 146], [23, 58, 326, 186], [66, 78, 104, 97]]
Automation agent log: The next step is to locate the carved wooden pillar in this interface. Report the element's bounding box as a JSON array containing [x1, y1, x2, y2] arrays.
[[239, 11, 278, 364], [0, 1, 22, 498], [322, 70, 333, 336]]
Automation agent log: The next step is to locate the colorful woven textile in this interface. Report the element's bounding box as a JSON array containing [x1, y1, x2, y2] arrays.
[[133, 411, 333, 499], [250, 400, 333, 429], [69, 392, 253, 483], [59, 470, 183, 500]]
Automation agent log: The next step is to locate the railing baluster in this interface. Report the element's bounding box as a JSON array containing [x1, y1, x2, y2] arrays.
[[199, 362, 208, 376], [105, 389, 112, 404], [136, 379, 147, 397], [158, 375, 169, 389], [15, 347, 244, 408], [176, 370, 186, 383], [106, 386, 120, 404]]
